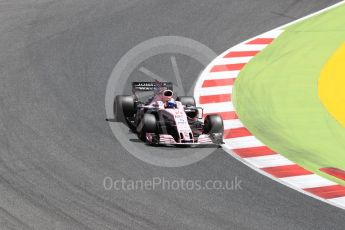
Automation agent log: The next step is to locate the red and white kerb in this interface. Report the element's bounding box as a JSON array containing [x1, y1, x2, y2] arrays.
[[194, 29, 345, 210]]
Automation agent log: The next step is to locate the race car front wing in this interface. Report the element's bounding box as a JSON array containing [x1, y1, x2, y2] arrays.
[[146, 133, 222, 145]]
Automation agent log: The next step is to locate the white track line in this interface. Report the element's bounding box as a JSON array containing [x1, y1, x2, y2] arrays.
[[215, 57, 254, 65], [223, 136, 265, 149], [202, 71, 240, 80], [223, 119, 244, 129], [198, 85, 233, 95], [200, 102, 234, 113], [259, 29, 285, 38], [243, 155, 295, 168], [280, 174, 337, 189], [230, 44, 268, 52], [329, 197, 345, 209]]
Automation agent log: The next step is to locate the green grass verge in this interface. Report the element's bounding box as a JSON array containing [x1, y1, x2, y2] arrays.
[[233, 4, 345, 185]]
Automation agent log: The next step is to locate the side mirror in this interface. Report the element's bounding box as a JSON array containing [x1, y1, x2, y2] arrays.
[[197, 107, 203, 120]]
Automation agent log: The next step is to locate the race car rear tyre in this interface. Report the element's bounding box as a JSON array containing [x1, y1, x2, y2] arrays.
[[203, 114, 223, 134], [114, 95, 135, 122], [176, 96, 196, 106], [137, 114, 157, 142]]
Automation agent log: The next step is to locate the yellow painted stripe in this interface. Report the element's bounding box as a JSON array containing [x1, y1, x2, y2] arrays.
[[319, 43, 345, 128]]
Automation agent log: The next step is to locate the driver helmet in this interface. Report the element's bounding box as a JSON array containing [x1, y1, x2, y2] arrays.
[[162, 89, 173, 102], [166, 98, 176, 108]]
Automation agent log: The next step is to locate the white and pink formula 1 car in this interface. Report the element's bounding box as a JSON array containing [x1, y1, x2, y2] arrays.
[[114, 81, 224, 146]]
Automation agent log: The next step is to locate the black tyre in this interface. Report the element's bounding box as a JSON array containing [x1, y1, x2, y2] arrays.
[[114, 95, 135, 122], [137, 114, 157, 141], [176, 96, 196, 106], [203, 114, 223, 134]]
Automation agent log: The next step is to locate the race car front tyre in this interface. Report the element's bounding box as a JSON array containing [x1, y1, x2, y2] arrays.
[[176, 96, 196, 107], [176, 96, 198, 118], [203, 114, 223, 134], [114, 95, 135, 122], [137, 113, 157, 142]]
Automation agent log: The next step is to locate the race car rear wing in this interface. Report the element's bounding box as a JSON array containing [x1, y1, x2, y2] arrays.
[[132, 82, 173, 93]]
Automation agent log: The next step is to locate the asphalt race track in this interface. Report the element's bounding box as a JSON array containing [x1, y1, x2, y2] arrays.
[[1, 0, 344, 229]]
